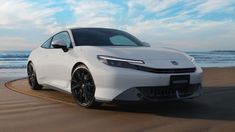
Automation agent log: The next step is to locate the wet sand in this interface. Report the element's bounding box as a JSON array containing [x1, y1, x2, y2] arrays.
[[1, 67, 235, 132]]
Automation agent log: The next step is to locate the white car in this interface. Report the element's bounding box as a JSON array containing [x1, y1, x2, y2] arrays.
[[28, 28, 203, 108]]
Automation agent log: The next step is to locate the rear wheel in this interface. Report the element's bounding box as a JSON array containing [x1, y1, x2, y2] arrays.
[[71, 65, 100, 108], [27, 63, 42, 90]]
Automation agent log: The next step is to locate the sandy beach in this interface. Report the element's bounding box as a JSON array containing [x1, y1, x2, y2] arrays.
[[1, 67, 235, 132]]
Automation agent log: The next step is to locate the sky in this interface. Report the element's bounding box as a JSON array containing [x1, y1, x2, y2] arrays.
[[0, 0, 235, 51]]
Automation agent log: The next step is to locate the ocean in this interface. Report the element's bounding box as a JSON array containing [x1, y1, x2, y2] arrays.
[[0, 50, 235, 77], [187, 51, 235, 67], [0, 51, 30, 77]]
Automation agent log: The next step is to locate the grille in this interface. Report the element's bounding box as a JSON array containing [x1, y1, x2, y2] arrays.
[[137, 84, 200, 99], [133, 65, 196, 74]]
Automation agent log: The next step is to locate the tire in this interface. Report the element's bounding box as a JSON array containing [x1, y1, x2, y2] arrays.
[[71, 65, 101, 108], [27, 62, 42, 90]]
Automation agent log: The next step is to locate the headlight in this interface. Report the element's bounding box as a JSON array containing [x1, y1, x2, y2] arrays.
[[97, 55, 144, 68]]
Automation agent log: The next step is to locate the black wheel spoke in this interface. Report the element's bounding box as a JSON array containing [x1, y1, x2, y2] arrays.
[[71, 79, 79, 83], [84, 89, 93, 96], [84, 95, 89, 103], [76, 72, 82, 81], [71, 83, 81, 90], [86, 83, 95, 88], [80, 71, 84, 80], [79, 91, 84, 102]]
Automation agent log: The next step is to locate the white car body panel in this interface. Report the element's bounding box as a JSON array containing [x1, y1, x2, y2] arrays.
[[28, 28, 203, 102]]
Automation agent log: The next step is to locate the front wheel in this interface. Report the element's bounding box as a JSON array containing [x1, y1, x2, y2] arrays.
[[27, 63, 42, 90], [71, 65, 101, 108]]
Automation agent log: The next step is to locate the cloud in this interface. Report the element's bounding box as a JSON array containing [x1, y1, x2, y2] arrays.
[[122, 0, 234, 51], [65, 0, 122, 28], [196, 0, 235, 14], [128, 0, 180, 13], [0, 0, 234, 51], [0, 37, 38, 50], [126, 16, 235, 50], [0, 0, 62, 33]]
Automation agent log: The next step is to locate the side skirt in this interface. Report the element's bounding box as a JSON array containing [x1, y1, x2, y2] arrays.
[[42, 84, 72, 95]]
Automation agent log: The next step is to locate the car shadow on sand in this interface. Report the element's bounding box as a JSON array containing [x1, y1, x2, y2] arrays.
[[95, 87, 235, 121]]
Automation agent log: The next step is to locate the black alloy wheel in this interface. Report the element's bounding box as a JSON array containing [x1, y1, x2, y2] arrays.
[[71, 65, 100, 108], [27, 63, 42, 90]]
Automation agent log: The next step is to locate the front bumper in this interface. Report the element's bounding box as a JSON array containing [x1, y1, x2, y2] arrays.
[[92, 64, 203, 102], [113, 83, 202, 102]]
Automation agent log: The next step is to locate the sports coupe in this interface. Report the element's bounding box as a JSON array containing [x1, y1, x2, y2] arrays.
[[27, 28, 203, 107]]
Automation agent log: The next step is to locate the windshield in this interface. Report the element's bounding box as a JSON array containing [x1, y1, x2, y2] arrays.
[[72, 28, 143, 46]]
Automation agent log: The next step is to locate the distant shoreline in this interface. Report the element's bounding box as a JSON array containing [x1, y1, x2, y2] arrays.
[[1, 50, 235, 68]]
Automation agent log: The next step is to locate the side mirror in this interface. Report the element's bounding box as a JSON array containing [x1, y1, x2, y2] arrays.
[[51, 40, 69, 52], [142, 42, 151, 47]]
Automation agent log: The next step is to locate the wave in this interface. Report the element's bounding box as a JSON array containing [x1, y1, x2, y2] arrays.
[[210, 50, 235, 53], [0, 65, 26, 69], [0, 51, 30, 58], [0, 51, 29, 69], [0, 58, 28, 61]]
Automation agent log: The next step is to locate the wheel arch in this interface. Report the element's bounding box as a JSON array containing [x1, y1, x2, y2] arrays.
[[27, 60, 33, 66], [71, 62, 88, 75]]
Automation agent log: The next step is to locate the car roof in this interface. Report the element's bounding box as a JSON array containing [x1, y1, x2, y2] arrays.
[[66, 27, 119, 31]]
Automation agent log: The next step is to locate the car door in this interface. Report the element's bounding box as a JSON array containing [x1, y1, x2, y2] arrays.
[[35, 37, 53, 83], [45, 31, 75, 91]]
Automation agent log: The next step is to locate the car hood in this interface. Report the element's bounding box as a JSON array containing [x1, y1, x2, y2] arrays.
[[78, 46, 189, 60], [76, 46, 195, 69]]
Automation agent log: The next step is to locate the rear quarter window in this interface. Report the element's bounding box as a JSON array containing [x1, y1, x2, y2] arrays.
[[41, 37, 52, 49]]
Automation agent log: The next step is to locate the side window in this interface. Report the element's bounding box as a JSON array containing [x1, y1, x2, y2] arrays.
[[41, 37, 52, 48], [51, 32, 72, 48]]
